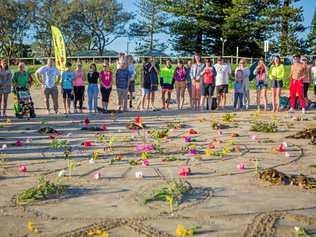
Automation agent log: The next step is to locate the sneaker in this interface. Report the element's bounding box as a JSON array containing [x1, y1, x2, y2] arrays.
[[302, 108, 306, 114], [288, 108, 294, 113]]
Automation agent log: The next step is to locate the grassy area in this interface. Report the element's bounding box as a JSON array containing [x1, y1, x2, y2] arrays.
[[10, 63, 292, 89]]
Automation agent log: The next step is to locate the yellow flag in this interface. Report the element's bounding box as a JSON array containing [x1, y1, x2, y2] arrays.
[[51, 26, 66, 71]]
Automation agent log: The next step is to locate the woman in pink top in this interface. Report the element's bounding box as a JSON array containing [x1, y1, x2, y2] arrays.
[[73, 63, 85, 113], [99, 62, 113, 111]]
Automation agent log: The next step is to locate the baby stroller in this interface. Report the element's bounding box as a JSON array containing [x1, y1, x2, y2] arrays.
[[13, 87, 36, 118]]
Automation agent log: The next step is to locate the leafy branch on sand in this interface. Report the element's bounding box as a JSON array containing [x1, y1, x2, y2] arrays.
[[250, 121, 278, 133], [148, 128, 169, 139], [144, 180, 192, 212], [16, 177, 66, 205], [222, 113, 236, 123], [49, 139, 69, 149]]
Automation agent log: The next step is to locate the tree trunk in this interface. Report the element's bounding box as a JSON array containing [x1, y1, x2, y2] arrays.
[[280, 0, 290, 56]]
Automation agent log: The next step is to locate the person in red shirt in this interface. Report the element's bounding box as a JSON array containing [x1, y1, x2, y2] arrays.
[[289, 55, 305, 114], [200, 59, 216, 110]]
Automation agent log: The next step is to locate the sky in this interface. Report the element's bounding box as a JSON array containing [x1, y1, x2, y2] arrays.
[[109, 0, 316, 54]]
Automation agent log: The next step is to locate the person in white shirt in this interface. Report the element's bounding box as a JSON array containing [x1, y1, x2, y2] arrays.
[[214, 57, 231, 109], [35, 58, 60, 114], [236, 58, 250, 110], [312, 59, 316, 96]]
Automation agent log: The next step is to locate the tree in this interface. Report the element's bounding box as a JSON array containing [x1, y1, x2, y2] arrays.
[[307, 9, 316, 55], [74, 0, 132, 56], [158, 0, 230, 55], [0, 0, 36, 59], [129, 0, 168, 55]]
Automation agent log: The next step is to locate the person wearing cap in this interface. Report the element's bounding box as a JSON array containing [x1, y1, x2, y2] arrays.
[[301, 55, 311, 106], [127, 55, 136, 109], [116, 60, 131, 112], [35, 58, 60, 114], [213, 56, 231, 110], [73, 63, 86, 113], [99, 62, 112, 112], [61, 62, 75, 114], [0, 59, 12, 117], [269, 56, 285, 112], [288, 54, 305, 114], [190, 54, 205, 110]]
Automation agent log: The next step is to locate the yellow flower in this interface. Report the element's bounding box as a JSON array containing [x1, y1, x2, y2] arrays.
[[27, 221, 38, 233], [176, 224, 186, 237], [205, 148, 213, 156]]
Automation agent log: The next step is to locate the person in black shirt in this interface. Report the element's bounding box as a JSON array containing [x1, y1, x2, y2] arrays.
[[87, 63, 99, 113], [137, 58, 151, 111]]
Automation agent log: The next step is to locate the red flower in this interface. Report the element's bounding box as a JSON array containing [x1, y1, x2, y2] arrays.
[[208, 143, 215, 149], [19, 165, 27, 172], [15, 139, 23, 146], [48, 135, 56, 140], [277, 144, 286, 152], [188, 128, 198, 135], [84, 117, 90, 125], [100, 124, 107, 131], [135, 116, 142, 125], [82, 141, 93, 147], [178, 166, 191, 176]]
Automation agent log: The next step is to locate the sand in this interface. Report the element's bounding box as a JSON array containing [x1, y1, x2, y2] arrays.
[[0, 87, 315, 237]]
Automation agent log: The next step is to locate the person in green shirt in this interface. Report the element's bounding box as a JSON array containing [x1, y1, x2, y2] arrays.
[[12, 62, 33, 90], [269, 56, 285, 112], [160, 59, 175, 109]]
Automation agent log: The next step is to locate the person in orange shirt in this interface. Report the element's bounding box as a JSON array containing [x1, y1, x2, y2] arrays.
[[289, 55, 305, 114]]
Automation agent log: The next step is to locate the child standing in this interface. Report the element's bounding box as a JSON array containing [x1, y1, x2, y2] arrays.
[[100, 62, 112, 112], [116, 61, 130, 112], [61, 62, 75, 114], [234, 69, 244, 111], [254, 57, 268, 111]]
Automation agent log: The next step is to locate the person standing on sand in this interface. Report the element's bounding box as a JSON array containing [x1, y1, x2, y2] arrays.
[[214, 56, 231, 110], [233, 69, 244, 111], [0, 60, 12, 118], [99, 62, 113, 112], [127, 55, 136, 109], [185, 60, 193, 108], [301, 55, 311, 107], [269, 56, 285, 112], [116, 61, 131, 112], [61, 62, 75, 114], [289, 55, 305, 114], [35, 58, 60, 114], [190, 54, 205, 110], [200, 58, 216, 110], [160, 59, 175, 110], [73, 63, 85, 113], [87, 63, 99, 113], [312, 59, 316, 96], [236, 59, 250, 110], [254, 57, 268, 111], [149, 57, 159, 110], [173, 60, 187, 110]]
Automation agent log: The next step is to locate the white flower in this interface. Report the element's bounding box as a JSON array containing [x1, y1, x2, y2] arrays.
[[93, 172, 101, 180], [66, 133, 72, 137], [251, 135, 257, 140], [1, 144, 7, 150], [282, 142, 288, 148], [26, 138, 32, 143], [294, 226, 300, 232], [58, 170, 65, 177], [135, 171, 143, 179], [285, 152, 290, 158], [89, 159, 95, 164]]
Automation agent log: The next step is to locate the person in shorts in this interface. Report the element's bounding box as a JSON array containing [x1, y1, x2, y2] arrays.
[[127, 55, 136, 108], [301, 55, 311, 106], [269, 56, 285, 112], [61, 62, 75, 114], [190, 54, 205, 110], [214, 57, 231, 110], [160, 59, 175, 109], [173, 60, 187, 110], [200, 58, 216, 110], [116, 61, 131, 112], [254, 57, 268, 111], [100, 62, 112, 112], [234, 69, 244, 111], [185, 60, 193, 108], [149, 57, 159, 109]]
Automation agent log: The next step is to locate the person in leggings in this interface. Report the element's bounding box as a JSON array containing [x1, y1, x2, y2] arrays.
[[87, 63, 99, 113], [100, 62, 112, 111], [73, 63, 85, 113]]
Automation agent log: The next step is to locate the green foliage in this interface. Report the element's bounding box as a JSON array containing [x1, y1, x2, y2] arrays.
[[250, 121, 278, 133], [222, 113, 236, 123], [16, 177, 66, 205], [307, 9, 316, 55], [49, 139, 69, 149], [148, 128, 169, 139]]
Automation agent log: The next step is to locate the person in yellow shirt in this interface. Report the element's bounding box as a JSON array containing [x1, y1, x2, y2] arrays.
[[269, 56, 284, 112]]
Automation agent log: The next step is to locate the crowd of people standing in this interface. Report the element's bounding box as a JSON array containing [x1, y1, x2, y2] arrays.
[[0, 53, 315, 118]]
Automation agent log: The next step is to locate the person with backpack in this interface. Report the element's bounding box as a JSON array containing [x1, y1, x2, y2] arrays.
[[61, 62, 75, 114], [200, 59, 216, 110], [254, 57, 268, 111], [269, 56, 285, 112], [173, 60, 187, 110]]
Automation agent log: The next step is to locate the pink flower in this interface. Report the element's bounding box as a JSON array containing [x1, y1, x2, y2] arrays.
[[208, 144, 215, 149], [277, 144, 286, 152], [142, 159, 150, 167], [237, 163, 245, 170], [100, 124, 107, 131], [183, 136, 192, 143], [188, 148, 197, 156], [19, 165, 27, 172], [178, 166, 191, 176], [251, 135, 257, 140], [84, 117, 90, 125], [93, 172, 101, 180], [135, 144, 154, 153], [15, 139, 23, 146], [82, 141, 93, 148]]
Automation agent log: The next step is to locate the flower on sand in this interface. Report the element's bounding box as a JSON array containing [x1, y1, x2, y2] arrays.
[[178, 167, 191, 177], [15, 139, 23, 146], [142, 159, 150, 167], [188, 128, 198, 135], [84, 117, 90, 125], [19, 165, 27, 172], [135, 144, 154, 153], [82, 141, 93, 148], [135, 116, 142, 125], [237, 163, 245, 170], [277, 143, 286, 152], [176, 224, 193, 236], [27, 221, 38, 233], [93, 172, 101, 180]]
